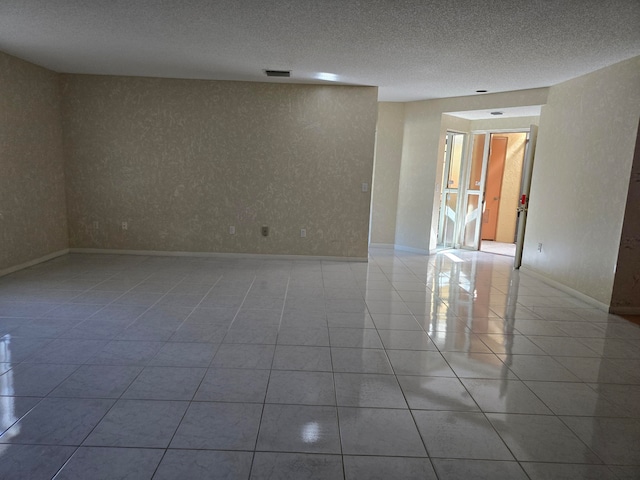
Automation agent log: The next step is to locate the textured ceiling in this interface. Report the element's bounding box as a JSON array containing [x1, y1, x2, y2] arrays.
[[0, 1, 638, 102]]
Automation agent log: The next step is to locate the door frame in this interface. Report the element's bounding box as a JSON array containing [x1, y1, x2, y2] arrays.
[[514, 125, 538, 268], [437, 130, 468, 248], [459, 132, 491, 250], [459, 128, 532, 252]]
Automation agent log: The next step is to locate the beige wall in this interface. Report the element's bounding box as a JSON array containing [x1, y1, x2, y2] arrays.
[[0, 51, 68, 272], [469, 116, 539, 131], [61, 75, 378, 258], [522, 56, 640, 305], [611, 120, 640, 313], [370, 103, 404, 245], [395, 102, 446, 252]]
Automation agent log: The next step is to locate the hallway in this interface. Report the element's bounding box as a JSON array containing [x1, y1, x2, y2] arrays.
[[0, 249, 638, 479]]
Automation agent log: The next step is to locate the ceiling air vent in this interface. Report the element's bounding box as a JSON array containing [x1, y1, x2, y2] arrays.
[[265, 70, 291, 77]]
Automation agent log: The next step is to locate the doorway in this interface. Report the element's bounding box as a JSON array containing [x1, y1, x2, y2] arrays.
[[479, 132, 528, 257], [435, 128, 534, 262]]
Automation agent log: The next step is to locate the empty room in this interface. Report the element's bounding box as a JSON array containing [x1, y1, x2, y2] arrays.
[[1, 1, 639, 479]]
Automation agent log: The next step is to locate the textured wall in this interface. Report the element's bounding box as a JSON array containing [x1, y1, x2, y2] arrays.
[[61, 75, 377, 257], [609, 120, 640, 313], [0, 51, 68, 272], [370, 103, 404, 245], [523, 56, 640, 305]]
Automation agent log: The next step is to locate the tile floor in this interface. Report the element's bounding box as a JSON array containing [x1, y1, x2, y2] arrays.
[[479, 241, 516, 257], [0, 248, 639, 479]]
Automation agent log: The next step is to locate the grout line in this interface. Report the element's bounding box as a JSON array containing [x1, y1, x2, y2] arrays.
[[170, 274, 225, 341], [247, 267, 292, 479], [146, 272, 229, 477], [41, 259, 224, 479], [2, 251, 639, 478], [370, 260, 435, 470], [217, 276, 258, 340], [46, 260, 186, 479]]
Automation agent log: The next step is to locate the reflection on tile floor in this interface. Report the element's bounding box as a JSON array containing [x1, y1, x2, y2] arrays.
[[0, 248, 639, 479]]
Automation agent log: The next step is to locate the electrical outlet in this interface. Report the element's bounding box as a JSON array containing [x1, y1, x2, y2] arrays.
[[261, 226, 269, 237], [537, 243, 543, 252], [93, 221, 99, 230], [300, 228, 306, 238], [229, 226, 236, 235], [121, 222, 128, 231], [361, 182, 369, 192]]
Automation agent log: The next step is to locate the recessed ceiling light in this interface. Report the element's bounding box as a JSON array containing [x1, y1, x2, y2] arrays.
[[490, 111, 503, 115], [314, 72, 340, 82], [265, 70, 291, 77], [475, 89, 488, 93]]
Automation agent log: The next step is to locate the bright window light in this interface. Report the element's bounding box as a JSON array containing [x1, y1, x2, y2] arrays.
[[314, 72, 340, 82]]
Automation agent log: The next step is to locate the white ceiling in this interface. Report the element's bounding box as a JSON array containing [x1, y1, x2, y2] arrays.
[[1, 1, 638, 102]]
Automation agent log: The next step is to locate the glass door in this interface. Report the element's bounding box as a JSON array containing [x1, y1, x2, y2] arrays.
[[437, 132, 466, 248], [461, 133, 489, 249], [461, 129, 533, 254]]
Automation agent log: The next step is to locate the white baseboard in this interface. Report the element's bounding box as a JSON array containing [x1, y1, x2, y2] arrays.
[[519, 266, 610, 312], [368, 243, 395, 249], [609, 306, 640, 315], [68, 248, 368, 262], [0, 249, 70, 277], [393, 244, 430, 255]]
